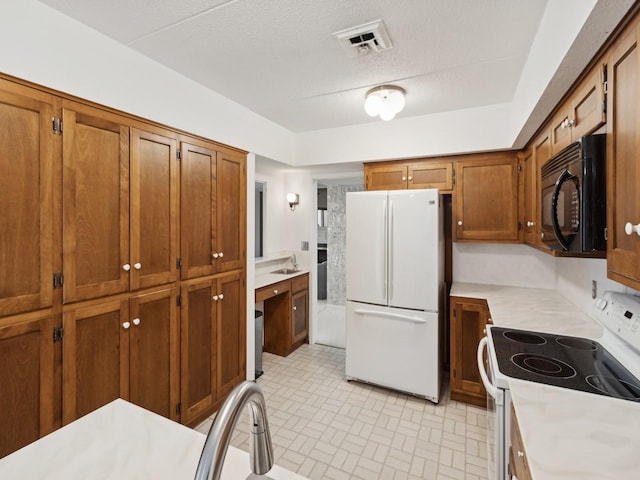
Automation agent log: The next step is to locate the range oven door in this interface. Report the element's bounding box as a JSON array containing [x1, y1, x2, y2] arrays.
[[478, 337, 506, 480]]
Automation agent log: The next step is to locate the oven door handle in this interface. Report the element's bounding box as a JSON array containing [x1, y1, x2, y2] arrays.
[[477, 337, 498, 399]]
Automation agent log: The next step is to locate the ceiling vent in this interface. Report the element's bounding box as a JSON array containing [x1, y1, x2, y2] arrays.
[[333, 20, 393, 57]]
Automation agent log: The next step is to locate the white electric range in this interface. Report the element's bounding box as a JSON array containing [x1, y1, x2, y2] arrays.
[[477, 291, 640, 480]]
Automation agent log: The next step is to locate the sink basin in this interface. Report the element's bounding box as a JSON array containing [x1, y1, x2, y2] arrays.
[[270, 268, 301, 275]]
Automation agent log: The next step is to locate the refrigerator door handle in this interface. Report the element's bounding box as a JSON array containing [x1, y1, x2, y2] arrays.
[[382, 199, 387, 300], [352, 308, 427, 324], [389, 199, 393, 302]]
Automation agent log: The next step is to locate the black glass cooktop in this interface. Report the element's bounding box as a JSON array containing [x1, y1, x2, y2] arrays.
[[490, 327, 640, 401]]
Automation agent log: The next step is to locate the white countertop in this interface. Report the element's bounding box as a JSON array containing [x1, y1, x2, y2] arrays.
[[510, 379, 640, 480], [0, 399, 306, 480], [451, 282, 639, 480], [255, 269, 308, 290], [450, 282, 603, 338]]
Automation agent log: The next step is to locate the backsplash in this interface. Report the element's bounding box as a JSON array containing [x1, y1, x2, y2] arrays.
[[452, 243, 556, 289], [327, 183, 363, 305]]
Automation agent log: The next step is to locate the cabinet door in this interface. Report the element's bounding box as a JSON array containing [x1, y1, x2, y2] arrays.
[[408, 161, 453, 192], [606, 25, 640, 287], [180, 279, 216, 424], [533, 131, 551, 247], [62, 102, 130, 303], [180, 142, 216, 279], [455, 155, 519, 242], [0, 311, 54, 459], [130, 128, 179, 290], [364, 164, 408, 190], [291, 288, 308, 346], [129, 288, 180, 421], [550, 106, 573, 155], [216, 150, 246, 273], [570, 65, 606, 140], [450, 297, 487, 407], [0, 82, 54, 317], [521, 149, 536, 245], [62, 298, 129, 424], [216, 272, 245, 399]]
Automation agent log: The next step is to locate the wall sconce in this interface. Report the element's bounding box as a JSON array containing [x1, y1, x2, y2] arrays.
[[286, 193, 299, 211]]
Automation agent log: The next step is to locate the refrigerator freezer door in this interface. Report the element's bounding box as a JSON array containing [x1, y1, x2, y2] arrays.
[[346, 191, 388, 305], [345, 301, 440, 402], [388, 189, 441, 311]]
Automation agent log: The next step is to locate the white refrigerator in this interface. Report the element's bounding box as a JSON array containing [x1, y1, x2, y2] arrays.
[[345, 189, 443, 403]]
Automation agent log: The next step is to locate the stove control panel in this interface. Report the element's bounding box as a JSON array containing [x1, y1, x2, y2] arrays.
[[594, 291, 640, 351]]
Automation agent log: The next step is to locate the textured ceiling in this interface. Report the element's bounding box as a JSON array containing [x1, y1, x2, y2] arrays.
[[38, 0, 551, 132]]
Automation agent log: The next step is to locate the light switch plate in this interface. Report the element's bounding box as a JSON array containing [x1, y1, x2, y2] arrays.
[[301, 241, 309, 251]]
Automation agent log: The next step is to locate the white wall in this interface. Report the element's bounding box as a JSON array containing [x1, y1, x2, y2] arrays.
[[1, 0, 296, 165]]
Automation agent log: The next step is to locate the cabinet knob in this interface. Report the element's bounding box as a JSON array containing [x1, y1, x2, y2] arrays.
[[218, 293, 224, 300], [457, 220, 463, 226], [134, 262, 142, 270], [274, 289, 278, 294], [133, 318, 141, 326], [408, 175, 413, 181], [517, 450, 524, 458], [122, 263, 131, 271], [402, 176, 406, 181], [527, 221, 536, 227], [212, 295, 219, 301], [219, 252, 224, 258], [212, 252, 219, 259], [625, 222, 640, 236], [293, 306, 297, 311], [122, 321, 131, 329]]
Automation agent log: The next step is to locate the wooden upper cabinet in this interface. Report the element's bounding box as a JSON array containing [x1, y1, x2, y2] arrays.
[[454, 153, 520, 242], [606, 24, 640, 289], [407, 161, 453, 191], [531, 131, 551, 247], [550, 65, 606, 154], [521, 148, 536, 246], [0, 311, 54, 459], [216, 149, 246, 273], [180, 140, 217, 279], [62, 102, 130, 303], [130, 128, 179, 290], [0, 81, 55, 317], [180, 140, 246, 279], [364, 160, 454, 192], [364, 163, 408, 190]]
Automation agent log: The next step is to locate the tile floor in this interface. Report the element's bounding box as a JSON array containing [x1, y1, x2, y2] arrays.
[[196, 344, 488, 480]]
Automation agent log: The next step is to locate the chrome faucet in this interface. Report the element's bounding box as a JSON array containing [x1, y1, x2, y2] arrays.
[[194, 381, 274, 480], [291, 254, 298, 269]]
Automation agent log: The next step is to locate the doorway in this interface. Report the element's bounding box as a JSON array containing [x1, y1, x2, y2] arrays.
[[315, 181, 363, 348]]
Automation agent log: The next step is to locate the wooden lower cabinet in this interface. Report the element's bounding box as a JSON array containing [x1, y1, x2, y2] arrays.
[[258, 273, 309, 357], [62, 287, 179, 424], [450, 296, 491, 407], [180, 271, 245, 426], [509, 405, 532, 480], [0, 311, 54, 459]]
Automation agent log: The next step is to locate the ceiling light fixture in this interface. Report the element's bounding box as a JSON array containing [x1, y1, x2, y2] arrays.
[[364, 85, 406, 121]]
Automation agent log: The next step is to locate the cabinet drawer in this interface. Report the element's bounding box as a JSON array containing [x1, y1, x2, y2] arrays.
[[291, 274, 308, 293], [510, 404, 532, 480], [255, 280, 290, 302]]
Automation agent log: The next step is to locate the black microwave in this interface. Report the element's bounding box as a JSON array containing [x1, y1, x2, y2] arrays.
[[540, 134, 606, 252]]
